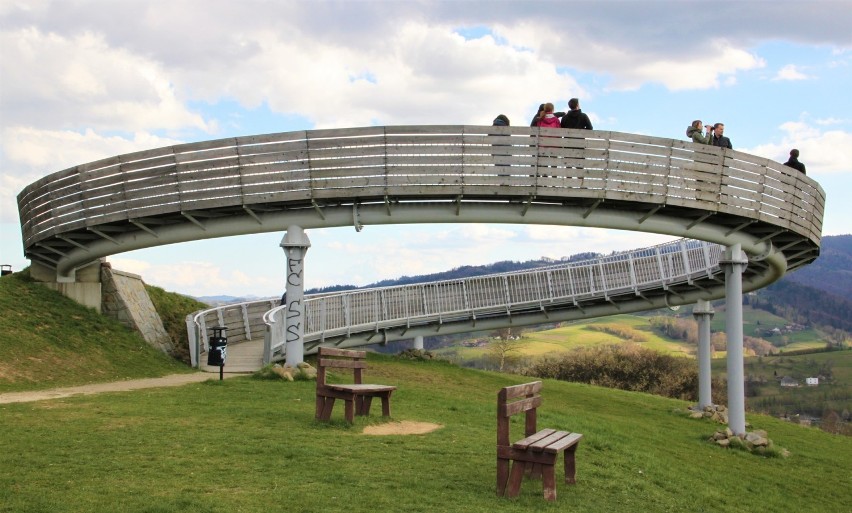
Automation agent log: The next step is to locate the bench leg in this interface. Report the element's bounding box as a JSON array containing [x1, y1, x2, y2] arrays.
[[529, 462, 542, 479], [564, 444, 579, 484], [380, 392, 392, 417], [344, 398, 355, 423], [358, 396, 373, 416], [316, 396, 335, 421], [497, 458, 510, 497], [542, 463, 557, 501], [506, 461, 527, 498]]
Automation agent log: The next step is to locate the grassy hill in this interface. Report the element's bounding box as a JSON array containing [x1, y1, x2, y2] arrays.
[[0, 271, 192, 393], [1, 354, 850, 512], [1, 270, 851, 512]]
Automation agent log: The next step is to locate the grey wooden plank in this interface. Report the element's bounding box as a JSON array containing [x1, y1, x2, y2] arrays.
[[236, 131, 308, 146]]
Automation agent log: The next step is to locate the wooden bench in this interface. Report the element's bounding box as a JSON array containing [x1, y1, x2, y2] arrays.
[[497, 381, 583, 501], [315, 347, 397, 423]]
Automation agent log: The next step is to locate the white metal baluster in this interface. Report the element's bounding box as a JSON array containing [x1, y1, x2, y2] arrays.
[[628, 253, 638, 295], [654, 246, 667, 289], [680, 239, 692, 283], [241, 304, 252, 340]]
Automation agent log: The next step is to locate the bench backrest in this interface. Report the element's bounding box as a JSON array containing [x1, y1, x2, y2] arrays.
[[497, 381, 543, 447], [317, 347, 369, 387]]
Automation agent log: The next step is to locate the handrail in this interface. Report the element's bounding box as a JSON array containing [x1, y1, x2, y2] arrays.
[[18, 126, 824, 279], [187, 238, 722, 362]]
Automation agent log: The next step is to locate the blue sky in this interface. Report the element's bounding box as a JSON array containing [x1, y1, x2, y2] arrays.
[[1, 1, 850, 297]]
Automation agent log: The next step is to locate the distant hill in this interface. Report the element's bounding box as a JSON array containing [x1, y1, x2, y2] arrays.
[[194, 294, 270, 306], [781, 234, 852, 302]]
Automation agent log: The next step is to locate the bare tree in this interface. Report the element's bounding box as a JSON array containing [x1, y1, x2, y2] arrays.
[[487, 328, 521, 371]]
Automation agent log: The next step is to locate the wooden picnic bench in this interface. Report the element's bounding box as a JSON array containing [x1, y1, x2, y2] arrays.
[[315, 347, 397, 423], [497, 381, 583, 501]]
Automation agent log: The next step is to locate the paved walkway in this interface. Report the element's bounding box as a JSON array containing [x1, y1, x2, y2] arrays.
[[0, 371, 245, 404]]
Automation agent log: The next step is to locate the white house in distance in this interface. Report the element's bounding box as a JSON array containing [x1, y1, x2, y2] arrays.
[[806, 377, 819, 386]]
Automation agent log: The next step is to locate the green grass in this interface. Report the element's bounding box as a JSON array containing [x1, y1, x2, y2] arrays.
[[0, 271, 191, 392], [146, 283, 209, 364], [1, 355, 850, 513]]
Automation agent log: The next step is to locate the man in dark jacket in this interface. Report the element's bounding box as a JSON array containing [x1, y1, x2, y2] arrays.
[[710, 123, 732, 149], [784, 149, 806, 174], [560, 98, 593, 130]]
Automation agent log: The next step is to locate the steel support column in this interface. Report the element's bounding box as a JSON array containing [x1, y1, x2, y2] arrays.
[[693, 299, 715, 409], [721, 244, 748, 435], [281, 226, 311, 366]]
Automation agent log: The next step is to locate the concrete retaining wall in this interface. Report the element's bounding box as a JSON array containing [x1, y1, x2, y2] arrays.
[[100, 263, 174, 355]]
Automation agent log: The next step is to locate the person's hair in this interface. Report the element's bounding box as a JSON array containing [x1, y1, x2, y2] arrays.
[[494, 114, 510, 126], [713, 123, 724, 129], [790, 148, 800, 158], [544, 102, 554, 113], [691, 120, 703, 129], [568, 98, 579, 110]]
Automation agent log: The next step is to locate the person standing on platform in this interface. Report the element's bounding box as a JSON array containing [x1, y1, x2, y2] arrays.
[[560, 98, 593, 130], [784, 149, 806, 174], [530, 103, 565, 126], [710, 123, 732, 149], [687, 120, 713, 144]]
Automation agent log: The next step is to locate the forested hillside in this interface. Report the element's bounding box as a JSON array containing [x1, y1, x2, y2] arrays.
[[783, 234, 852, 302]]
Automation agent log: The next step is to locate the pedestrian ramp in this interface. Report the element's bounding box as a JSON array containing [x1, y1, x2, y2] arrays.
[[199, 339, 265, 373]]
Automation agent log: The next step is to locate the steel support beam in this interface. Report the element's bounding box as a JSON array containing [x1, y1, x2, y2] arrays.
[[721, 244, 749, 435], [693, 299, 715, 410]]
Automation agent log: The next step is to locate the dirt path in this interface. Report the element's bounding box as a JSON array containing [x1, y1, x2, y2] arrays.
[[0, 372, 244, 404]]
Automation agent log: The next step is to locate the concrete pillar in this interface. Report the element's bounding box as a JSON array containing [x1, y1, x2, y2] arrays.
[[413, 335, 424, 350], [281, 226, 311, 366], [692, 299, 715, 410], [721, 244, 748, 435]]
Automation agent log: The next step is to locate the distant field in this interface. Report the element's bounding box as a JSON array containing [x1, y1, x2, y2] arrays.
[[711, 349, 852, 418], [437, 315, 696, 362], [710, 305, 825, 346], [440, 308, 836, 366]]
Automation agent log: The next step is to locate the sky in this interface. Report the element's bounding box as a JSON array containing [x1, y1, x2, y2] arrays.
[[1, 0, 851, 298]]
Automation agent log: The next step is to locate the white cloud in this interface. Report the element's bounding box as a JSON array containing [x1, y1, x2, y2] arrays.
[[742, 122, 852, 176], [773, 64, 811, 81], [0, 27, 211, 133], [108, 258, 269, 297]]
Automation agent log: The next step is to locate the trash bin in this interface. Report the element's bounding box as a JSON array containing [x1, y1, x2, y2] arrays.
[[207, 327, 228, 378]]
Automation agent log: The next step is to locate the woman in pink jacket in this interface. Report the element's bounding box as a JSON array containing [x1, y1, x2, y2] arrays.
[[536, 103, 561, 176]]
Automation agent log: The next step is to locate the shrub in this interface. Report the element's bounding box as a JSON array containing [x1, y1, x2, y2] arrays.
[[525, 344, 709, 400]]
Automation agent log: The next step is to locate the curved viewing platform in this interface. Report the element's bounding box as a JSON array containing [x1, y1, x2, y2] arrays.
[[18, 125, 824, 281]]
